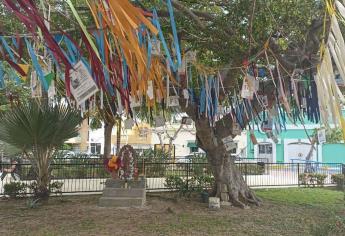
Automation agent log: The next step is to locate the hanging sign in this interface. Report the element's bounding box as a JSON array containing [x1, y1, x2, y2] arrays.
[[241, 81, 253, 99], [69, 61, 99, 105], [246, 74, 259, 93], [318, 129, 326, 144], [261, 119, 273, 132], [222, 136, 236, 151], [31, 71, 42, 98], [48, 80, 56, 99], [147, 80, 154, 100], [168, 95, 180, 107], [151, 39, 161, 56]]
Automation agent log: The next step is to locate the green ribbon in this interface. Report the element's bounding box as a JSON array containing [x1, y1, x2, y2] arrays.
[[65, 0, 100, 60], [44, 72, 55, 87]]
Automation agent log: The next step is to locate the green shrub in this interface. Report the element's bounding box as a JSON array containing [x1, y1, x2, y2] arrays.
[[27, 181, 64, 198], [3, 182, 27, 198], [331, 174, 345, 190], [165, 174, 214, 198], [165, 175, 189, 197], [299, 173, 327, 187]]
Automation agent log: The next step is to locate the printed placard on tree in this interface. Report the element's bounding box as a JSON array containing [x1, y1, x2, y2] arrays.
[[31, 71, 42, 98], [318, 129, 326, 144], [151, 39, 161, 56], [222, 135, 236, 151], [168, 95, 180, 107], [241, 81, 253, 99], [70, 61, 99, 105]]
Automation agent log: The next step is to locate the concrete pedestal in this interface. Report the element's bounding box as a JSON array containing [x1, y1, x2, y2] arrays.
[[99, 178, 146, 207]]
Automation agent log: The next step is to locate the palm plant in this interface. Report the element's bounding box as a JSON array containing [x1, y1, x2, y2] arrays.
[[0, 100, 82, 198]]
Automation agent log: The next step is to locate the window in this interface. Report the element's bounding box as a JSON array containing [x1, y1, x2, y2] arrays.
[[258, 144, 272, 154], [154, 144, 175, 158], [90, 143, 101, 154], [190, 146, 199, 153]]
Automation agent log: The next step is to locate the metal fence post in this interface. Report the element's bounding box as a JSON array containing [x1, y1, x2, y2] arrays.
[[297, 163, 300, 187]]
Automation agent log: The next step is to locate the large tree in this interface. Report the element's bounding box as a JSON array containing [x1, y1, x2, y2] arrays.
[[0, 0, 329, 207], [142, 0, 326, 207]]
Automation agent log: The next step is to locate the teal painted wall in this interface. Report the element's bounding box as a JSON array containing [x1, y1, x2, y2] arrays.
[[322, 144, 345, 163], [246, 110, 345, 163], [247, 128, 314, 162]]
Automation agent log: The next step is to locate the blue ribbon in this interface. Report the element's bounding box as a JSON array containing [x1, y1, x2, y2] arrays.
[[0, 36, 16, 62], [25, 38, 48, 91], [152, 2, 181, 73], [0, 61, 5, 88], [93, 30, 114, 95], [166, 0, 182, 67], [11, 37, 18, 49]]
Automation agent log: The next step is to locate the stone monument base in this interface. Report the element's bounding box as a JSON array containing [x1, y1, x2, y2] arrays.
[[99, 177, 146, 207]]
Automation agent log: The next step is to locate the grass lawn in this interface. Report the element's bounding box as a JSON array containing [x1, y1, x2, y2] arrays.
[[0, 188, 344, 236]]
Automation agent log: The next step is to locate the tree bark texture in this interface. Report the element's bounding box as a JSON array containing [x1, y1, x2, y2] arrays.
[[194, 118, 261, 208], [104, 121, 114, 159], [30, 147, 54, 199]]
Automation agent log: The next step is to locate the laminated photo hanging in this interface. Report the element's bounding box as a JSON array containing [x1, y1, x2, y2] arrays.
[[70, 61, 99, 105], [151, 38, 161, 56], [241, 80, 253, 99], [31, 71, 42, 98], [317, 129, 326, 144], [168, 95, 180, 107], [147, 80, 154, 100], [222, 136, 237, 152], [246, 73, 259, 93], [47, 80, 56, 99], [261, 118, 273, 132]]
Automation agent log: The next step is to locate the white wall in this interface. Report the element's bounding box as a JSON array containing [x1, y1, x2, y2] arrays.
[[151, 128, 199, 157]]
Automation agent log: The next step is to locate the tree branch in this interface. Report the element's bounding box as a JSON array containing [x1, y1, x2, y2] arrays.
[[170, 0, 207, 30]]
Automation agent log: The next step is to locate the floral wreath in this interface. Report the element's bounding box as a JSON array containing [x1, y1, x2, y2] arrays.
[[118, 145, 137, 180]]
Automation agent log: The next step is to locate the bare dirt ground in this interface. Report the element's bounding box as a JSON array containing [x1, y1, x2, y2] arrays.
[[0, 188, 344, 236]]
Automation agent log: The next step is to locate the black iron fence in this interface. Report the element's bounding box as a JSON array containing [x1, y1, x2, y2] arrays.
[[0, 158, 344, 195]]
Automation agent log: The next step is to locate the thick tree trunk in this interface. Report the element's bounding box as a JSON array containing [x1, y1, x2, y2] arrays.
[[32, 149, 53, 200], [195, 118, 261, 208], [207, 149, 261, 208], [104, 121, 115, 159]]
